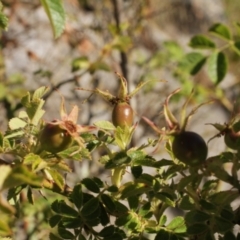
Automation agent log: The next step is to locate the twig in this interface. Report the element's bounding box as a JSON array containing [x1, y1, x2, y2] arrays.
[[43, 70, 88, 100], [111, 0, 128, 81]]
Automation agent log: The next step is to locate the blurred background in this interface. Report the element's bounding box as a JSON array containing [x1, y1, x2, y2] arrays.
[[1, 0, 240, 185], [2, 0, 240, 239]]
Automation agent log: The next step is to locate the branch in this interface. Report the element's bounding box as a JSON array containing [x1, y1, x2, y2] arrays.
[[111, 0, 128, 81]]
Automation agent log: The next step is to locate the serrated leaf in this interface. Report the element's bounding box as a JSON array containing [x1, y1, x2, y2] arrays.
[[71, 57, 90, 72], [99, 225, 115, 237], [49, 215, 62, 228], [154, 230, 171, 240], [155, 192, 175, 207], [177, 175, 198, 191], [107, 185, 119, 192], [207, 51, 227, 84], [187, 223, 208, 235], [71, 184, 83, 209], [189, 35, 216, 49], [47, 169, 65, 191], [209, 23, 231, 40], [8, 118, 27, 130], [131, 165, 142, 178], [49, 232, 63, 240], [139, 202, 151, 218], [21, 91, 46, 126], [61, 217, 83, 228], [178, 52, 206, 75], [40, 0, 65, 38], [99, 203, 110, 226], [0, 166, 12, 190], [94, 120, 115, 131], [121, 182, 150, 199], [127, 195, 139, 210], [185, 210, 211, 224], [208, 190, 239, 206], [167, 216, 186, 233], [82, 178, 100, 193], [101, 194, 116, 213], [53, 200, 79, 218], [58, 227, 75, 239], [32, 86, 49, 100], [214, 216, 233, 233], [81, 197, 99, 216], [2, 165, 43, 189], [0, 11, 8, 31]]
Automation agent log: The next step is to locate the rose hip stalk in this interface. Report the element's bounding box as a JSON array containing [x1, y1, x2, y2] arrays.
[[143, 88, 211, 167], [77, 72, 164, 129]]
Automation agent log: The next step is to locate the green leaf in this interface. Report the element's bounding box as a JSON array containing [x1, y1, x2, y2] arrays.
[[0, 219, 12, 237], [99, 225, 115, 237], [78, 234, 87, 240], [167, 216, 186, 233], [207, 52, 227, 84], [138, 202, 151, 218], [106, 151, 131, 169], [155, 192, 175, 207], [51, 200, 79, 218], [94, 120, 115, 131], [121, 182, 150, 199], [8, 118, 27, 130], [71, 56, 90, 72], [71, 184, 83, 209], [209, 23, 231, 40], [223, 231, 236, 240], [21, 90, 46, 126], [93, 177, 104, 188], [81, 197, 99, 216], [131, 166, 143, 178], [107, 185, 119, 193], [47, 169, 65, 191], [208, 190, 239, 206], [2, 165, 43, 189], [187, 223, 209, 235], [49, 215, 62, 228], [189, 35, 216, 49], [159, 215, 167, 226], [115, 213, 133, 227], [59, 201, 79, 218], [32, 86, 49, 99], [61, 217, 83, 228], [58, 227, 75, 239], [177, 175, 198, 191], [214, 216, 233, 233], [81, 178, 100, 193], [155, 230, 171, 240], [127, 196, 139, 210], [101, 194, 116, 213], [40, 0, 65, 38], [0, 11, 8, 30], [185, 210, 211, 224], [99, 203, 110, 226], [49, 232, 63, 240], [233, 41, 240, 56], [0, 166, 12, 190], [178, 52, 206, 75]]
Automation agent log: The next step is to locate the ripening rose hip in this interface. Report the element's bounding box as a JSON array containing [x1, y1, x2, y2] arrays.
[[112, 102, 133, 128], [39, 123, 73, 153], [172, 131, 208, 166]]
